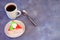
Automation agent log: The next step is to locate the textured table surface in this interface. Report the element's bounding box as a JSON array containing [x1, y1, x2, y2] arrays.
[[0, 0, 60, 40]]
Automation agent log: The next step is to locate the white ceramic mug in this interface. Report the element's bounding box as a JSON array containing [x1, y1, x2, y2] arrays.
[[4, 3, 21, 19]]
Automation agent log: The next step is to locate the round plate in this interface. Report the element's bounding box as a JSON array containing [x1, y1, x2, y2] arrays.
[[4, 20, 25, 38]]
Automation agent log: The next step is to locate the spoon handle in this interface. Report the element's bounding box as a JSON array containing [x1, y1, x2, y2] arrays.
[[26, 15, 37, 26]]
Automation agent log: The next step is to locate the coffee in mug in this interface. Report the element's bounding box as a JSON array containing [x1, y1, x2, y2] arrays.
[[6, 5, 16, 12]]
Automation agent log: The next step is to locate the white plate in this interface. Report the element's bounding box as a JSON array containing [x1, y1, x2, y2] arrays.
[[4, 20, 25, 38]]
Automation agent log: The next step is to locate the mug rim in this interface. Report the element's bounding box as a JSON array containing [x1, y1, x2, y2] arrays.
[[5, 3, 17, 12]]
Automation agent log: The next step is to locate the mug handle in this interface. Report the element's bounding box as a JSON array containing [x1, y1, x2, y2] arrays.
[[17, 10, 21, 17]]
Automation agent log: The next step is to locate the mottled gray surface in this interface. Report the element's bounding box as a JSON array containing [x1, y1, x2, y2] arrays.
[[0, 0, 60, 40]]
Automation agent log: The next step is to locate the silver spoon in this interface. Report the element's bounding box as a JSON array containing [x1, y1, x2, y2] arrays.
[[21, 10, 37, 26]]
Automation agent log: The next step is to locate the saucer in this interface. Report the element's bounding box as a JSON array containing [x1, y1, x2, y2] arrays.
[[4, 20, 25, 38]]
